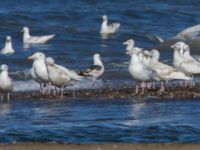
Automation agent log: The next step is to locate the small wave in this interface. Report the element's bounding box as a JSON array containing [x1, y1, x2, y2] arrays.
[[13, 79, 104, 92]]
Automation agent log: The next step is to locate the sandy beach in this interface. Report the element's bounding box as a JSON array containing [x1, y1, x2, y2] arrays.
[[1, 143, 200, 150]]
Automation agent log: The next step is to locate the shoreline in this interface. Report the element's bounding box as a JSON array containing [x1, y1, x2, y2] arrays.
[[1, 143, 200, 150], [11, 84, 200, 100]]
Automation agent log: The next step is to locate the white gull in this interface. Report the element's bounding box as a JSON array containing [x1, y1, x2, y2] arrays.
[[0, 64, 13, 101], [1, 36, 15, 55], [100, 15, 120, 34], [172, 41, 200, 75], [28, 52, 49, 93], [22, 26, 55, 44], [129, 52, 156, 93], [79, 53, 104, 86]]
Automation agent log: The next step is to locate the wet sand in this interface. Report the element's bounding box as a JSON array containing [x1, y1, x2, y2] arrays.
[[1, 143, 200, 150], [12, 83, 200, 100]]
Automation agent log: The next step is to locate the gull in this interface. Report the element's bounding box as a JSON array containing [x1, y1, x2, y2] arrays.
[[0, 65, 13, 101], [22, 26, 55, 44], [149, 49, 192, 92], [142, 50, 151, 66], [46, 57, 82, 97], [28, 52, 49, 93], [172, 42, 200, 75], [100, 15, 120, 34], [79, 53, 104, 86], [123, 39, 143, 55], [1, 36, 15, 55], [129, 51, 156, 94], [147, 24, 200, 51]]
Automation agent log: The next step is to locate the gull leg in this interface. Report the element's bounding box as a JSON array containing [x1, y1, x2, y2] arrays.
[[160, 82, 166, 92], [140, 82, 145, 94], [152, 82, 155, 89], [61, 86, 64, 98], [92, 79, 96, 87], [40, 83, 43, 92], [190, 79, 195, 87], [53, 87, 57, 96], [0, 95, 3, 101], [7, 93, 10, 102], [135, 85, 139, 94], [179, 80, 183, 87], [147, 82, 152, 89]]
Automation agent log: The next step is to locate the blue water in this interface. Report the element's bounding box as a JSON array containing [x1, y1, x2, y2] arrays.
[[0, 0, 200, 143], [1, 98, 200, 143]]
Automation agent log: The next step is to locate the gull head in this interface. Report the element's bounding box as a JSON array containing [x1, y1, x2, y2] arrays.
[[46, 57, 55, 66], [22, 26, 29, 33], [102, 15, 108, 21], [28, 52, 46, 61], [150, 49, 160, 58], [0, 64, 8, 72], [6, 36, 11, 43], [123, 39, 135, 46], [171, 41, 187, 55], [137, 52, 144, 62], [94, 53, 101, 61], [143, 50, 150, 56]]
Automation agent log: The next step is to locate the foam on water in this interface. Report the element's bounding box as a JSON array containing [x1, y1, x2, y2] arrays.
[[13, 79, 104, 92]]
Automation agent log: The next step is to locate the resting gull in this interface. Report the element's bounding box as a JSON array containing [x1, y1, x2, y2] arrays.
[[22, 26, 55, 44], [46, 57, 82, 97], [28, 52, 49, 94], [79, 53, 104, 86], [1, 36, 15, 55], [0, 64, 13, 101], [172, 41, 200, 75], [100, 15, 120, 34], [149, 49, 192, 91]]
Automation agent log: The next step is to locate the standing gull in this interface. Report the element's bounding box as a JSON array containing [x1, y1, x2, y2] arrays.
[[0, 65, 13, 101], [1, 36, 15, 55], [22, 26, 55, 44], [79, 53, 104, 86], [28, 52, 49, 94], [149, 49, 192, 91], [46, 57, 82, 97], [123, 39, 143, 56], [100, 15, 120, 34], [129, 52, 156, 94]]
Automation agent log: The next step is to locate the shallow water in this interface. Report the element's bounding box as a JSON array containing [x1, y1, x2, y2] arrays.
[[1, 98, 200, 143], [0, 0, 200, 143]]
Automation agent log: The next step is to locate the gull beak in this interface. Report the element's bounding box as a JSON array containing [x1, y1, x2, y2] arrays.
[[126, 50, 131, 55], [123, 41, 128, 45], [170, 45, 175, 48], [27, 55, 34, 60]]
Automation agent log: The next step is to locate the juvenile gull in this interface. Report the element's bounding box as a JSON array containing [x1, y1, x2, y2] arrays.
[[28, 52, 49, 93], [149, 49, 192, 92], [0, 65, 13, 101], [46, 57, 82, 97], [172, 42, 200, 75], [100, 15, 120, 34], [1, 36, 15, 55], [22, 26, 55, 44], [79, 53, 104, 86]]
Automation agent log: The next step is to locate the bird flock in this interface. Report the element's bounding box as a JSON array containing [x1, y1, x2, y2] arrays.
[[0, 15, 200, 101]]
